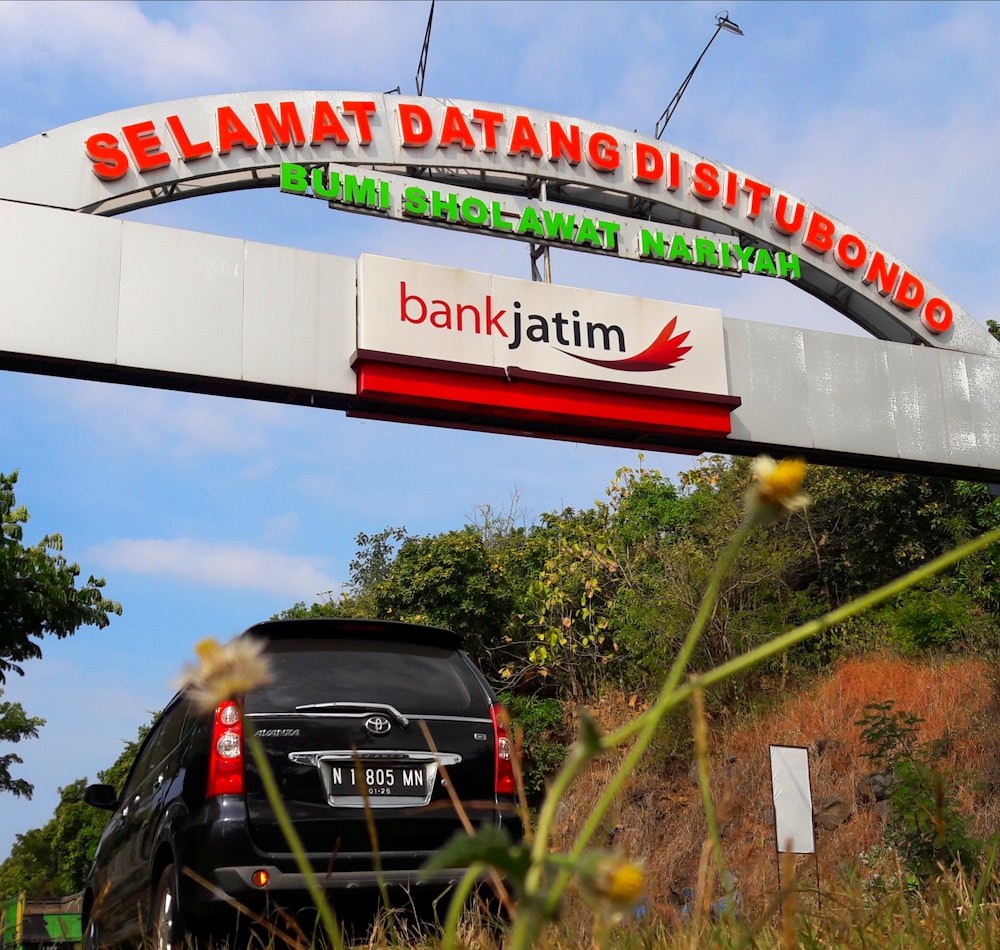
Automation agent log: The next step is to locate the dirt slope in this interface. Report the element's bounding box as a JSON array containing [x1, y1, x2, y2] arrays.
[[549, 655, 1000, 925]]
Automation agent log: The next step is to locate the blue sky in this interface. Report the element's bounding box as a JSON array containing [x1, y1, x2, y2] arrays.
[[2, 0, 1000, 856]]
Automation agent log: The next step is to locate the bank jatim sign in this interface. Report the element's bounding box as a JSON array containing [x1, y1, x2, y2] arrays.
[[353, 255, 740, 439]]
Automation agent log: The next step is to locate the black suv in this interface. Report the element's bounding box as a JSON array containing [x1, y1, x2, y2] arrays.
[[81, 618, 520, 948]]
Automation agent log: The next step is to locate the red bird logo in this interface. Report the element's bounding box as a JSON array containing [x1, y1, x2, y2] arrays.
[[560, 316, 692, 371]]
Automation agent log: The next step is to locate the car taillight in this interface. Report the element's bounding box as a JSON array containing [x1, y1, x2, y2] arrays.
[[207, 700, 245, 797], [490, 702, 516, 797]]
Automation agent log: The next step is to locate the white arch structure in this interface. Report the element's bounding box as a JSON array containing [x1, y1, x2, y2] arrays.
[[1, 92, 998, 478]]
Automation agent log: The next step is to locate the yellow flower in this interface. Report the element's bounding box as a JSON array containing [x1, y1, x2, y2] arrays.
[[583, 854, 646, 909], [178, 636, 272, 712], [748, 455, 808, 524]]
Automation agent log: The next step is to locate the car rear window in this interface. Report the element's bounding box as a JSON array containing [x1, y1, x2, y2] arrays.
[[244, 638, 486, 717]]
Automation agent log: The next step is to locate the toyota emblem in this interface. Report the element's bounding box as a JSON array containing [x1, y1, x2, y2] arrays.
[[365, 715, 392, 736]]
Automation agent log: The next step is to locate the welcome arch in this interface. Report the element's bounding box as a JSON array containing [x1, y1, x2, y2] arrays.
[[0, 92, 998, 479]]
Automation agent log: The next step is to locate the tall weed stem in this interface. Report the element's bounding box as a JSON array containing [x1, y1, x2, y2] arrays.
[[244, 729, 345, 950]]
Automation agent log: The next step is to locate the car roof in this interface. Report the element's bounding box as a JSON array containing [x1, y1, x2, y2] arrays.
[[241, 617, 462, 651]]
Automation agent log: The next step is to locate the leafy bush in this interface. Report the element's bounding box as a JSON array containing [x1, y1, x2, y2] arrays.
[[889, 588, 978, 653], [856, 699, 924, 767], [856, 699, 982, 880], [885, 758, 981, 879], [501, 693, 568, 801]]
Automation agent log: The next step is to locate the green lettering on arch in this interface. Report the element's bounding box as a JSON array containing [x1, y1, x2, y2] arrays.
[[343, 175, 377, 207], [640, 229, 666, 259], [574, 217, 603, 248], [694, 238, 719, 267], [668, 234, 693, 263], [752, 248, 777, 276], [516, 206, 545, 237], [543, 209, 576, 241]]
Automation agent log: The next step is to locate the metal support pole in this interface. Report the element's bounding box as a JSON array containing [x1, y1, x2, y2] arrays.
[[528, 181, 551, 282], [415, 0, 435, 96]]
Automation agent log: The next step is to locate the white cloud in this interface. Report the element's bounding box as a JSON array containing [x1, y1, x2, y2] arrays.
[[55, 380, 293, 462], [263, 511, 300, 541], [0, 1, 426, 101], [87, 537, 338, 600]]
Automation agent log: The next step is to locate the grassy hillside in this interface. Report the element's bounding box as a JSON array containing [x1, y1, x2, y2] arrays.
[[547, 653, 1000, 939]]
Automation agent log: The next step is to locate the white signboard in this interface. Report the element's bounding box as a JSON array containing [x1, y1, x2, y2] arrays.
[[770, 744, 816, 855], [356, 254, 729, 395]]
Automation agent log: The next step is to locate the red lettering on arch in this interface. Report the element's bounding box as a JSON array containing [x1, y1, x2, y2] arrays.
[[311, 101, 350, 145], [835, 233, 867, 271], [122, 121, 170, 172], [549, 121, 582, 165], [586, 131, 619, 171], [773, 194, 805, 235], [471, 109, 504, 152], [741, 177, 771, 219], [86, 132, 129, 180], [508, 115, 543, 158], [723, 171, 739, 209], [691, 162, 720, 201], [892, 271, 925, 311], [863, 252, 900, 296], [667, 151, 681, 191], [254, 102, 305, 148], [217, 106, 259, 154], [922, 298, 953, 333], [439, 106, 475, 150], [802, 212, 835, 253], [633, 142, 664, 182], [398, 103, 433, 147], [342, 101, 376, 144], [166, 115, 212, 161]]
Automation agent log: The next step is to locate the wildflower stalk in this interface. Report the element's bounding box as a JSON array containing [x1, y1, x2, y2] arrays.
[[692, 687, 731, 909], [244, 730, 345, 950]]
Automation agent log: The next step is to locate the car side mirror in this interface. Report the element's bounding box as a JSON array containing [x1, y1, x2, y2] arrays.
[[83, 783, 119, 811]]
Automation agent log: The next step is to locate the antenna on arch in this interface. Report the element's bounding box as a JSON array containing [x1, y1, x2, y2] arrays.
[[655, 10, 744, 138], [415, 0, 435, 96]]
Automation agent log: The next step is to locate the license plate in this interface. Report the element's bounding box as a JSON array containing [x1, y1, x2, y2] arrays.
[[327, 761, 429, 798]]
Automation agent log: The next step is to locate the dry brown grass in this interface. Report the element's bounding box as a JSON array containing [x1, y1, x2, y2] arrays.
[[548, 653, 1000, 932]]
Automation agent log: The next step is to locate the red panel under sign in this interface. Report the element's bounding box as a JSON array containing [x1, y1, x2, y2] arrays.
[[353, 358, 738, 439]]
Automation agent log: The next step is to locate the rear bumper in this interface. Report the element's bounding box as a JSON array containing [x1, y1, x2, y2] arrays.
[[183, 858, 484, 927], [215, 863, 477, 892], [178, 800, 520, 922]]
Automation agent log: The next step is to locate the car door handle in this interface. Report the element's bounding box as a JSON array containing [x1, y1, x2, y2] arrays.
[[153, 774, 164, 791]]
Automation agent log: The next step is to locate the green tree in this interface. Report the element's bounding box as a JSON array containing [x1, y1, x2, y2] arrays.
[[0, 471, 122, 799], [0, 723, 148, 895], [0, 691, 44, 798], [522, 505, 619, 697], [607, 456, 813, 694], [374, 528, 516, 670], [0, 471, 121, 680], [803, 468, 984, 603]]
